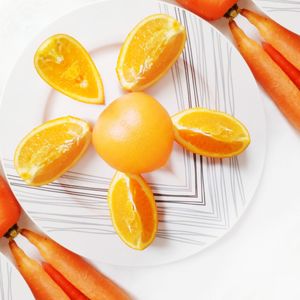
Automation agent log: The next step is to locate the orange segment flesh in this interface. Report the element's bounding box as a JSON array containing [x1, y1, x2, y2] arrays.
[[178, 130, 244, 154], [108, 172, 158, 250], [172, 108, 250, 158], [35, 34, 104, 104], [116, 14, 186, 91], [14, 116, 91, 186]]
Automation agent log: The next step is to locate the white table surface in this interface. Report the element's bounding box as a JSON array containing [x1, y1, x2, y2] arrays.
[[1, 0, 300, 299]]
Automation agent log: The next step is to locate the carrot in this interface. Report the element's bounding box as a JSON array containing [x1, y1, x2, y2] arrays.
[[176, 0, 238, 20], [43, 262, 89, 300], [21, 229, 131, 300], [0, 176, 21, 238], [241, 9, 300, 71], [263, 42, 300, 89], [229, 20, 300, 130], [9, 240, 70, 300]]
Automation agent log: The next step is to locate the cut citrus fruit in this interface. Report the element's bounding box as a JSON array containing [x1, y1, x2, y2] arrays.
[[34, 34, 104, 104], [172, 108, 250, 158], [14, 116, 91, 186], [116, 14, 186, 91], [108, 172, 158, 250], [92, 92, 174, 174]]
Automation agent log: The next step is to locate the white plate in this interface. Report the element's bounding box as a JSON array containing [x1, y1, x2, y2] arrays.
[[0, 0, 266, 266]]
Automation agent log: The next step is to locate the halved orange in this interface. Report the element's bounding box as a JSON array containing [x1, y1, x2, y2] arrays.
[[172, 108, 250, 158], [108, 172, 158, 250], [116, 14, 186, 91], [34, 34, 104, 104], [14, 116, 91, 186]]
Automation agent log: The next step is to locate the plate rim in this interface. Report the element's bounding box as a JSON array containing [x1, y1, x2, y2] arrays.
[[0, 0, 268, 267]]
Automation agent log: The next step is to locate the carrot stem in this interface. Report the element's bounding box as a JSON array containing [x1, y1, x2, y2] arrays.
[[224, 4, 241, 20], [4, 224, 20, 240], [229, 20, 300, 130]]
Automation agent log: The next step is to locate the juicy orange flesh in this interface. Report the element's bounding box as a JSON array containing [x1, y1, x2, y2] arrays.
[[129, 178, 155, 243], [178, 130, 244, 154], [17, 123, 87, 182], [120, 18, 185, 87], [111, 177, 155, 246], [35, 36, 99, 98], [177, 111, 247, 154]]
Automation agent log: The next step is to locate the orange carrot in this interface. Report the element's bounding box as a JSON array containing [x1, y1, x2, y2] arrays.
[[0, 176, 21, 238], [9, 240, 70, 300], [176, 0, 238, 20], [241, 9, 300, 71], [263, 42, 300, 89], [43, 262, 89, 300], [229, 20, 300, 130], [22, 229, 131, 300]]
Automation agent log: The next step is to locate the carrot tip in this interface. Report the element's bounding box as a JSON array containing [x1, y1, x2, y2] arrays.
[[21, 229, 31, 238], [240, 8, 249, 16], [9, 240, 16, 247], [229, 20, 237, 29]]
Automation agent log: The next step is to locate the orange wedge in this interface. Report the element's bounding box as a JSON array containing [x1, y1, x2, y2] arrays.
[[172, 108, 250, 158], [34, 34, 104, 104], [116, 14, 186, 91], [108, 172, 158, 250], [14, 116, 91, 186]]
